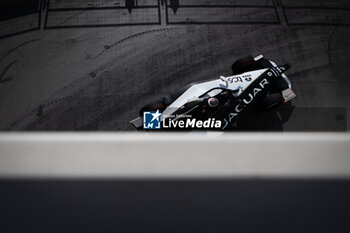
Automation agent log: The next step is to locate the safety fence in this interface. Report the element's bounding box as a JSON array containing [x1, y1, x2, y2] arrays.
[[1, 0, 350, 40], [0, 0, 41, 39], [44, 0, 161, 29], [281, 0, 350, 26], [165, 0, 280, 25]]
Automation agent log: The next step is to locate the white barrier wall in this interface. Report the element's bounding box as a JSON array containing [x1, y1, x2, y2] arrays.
[[0, 133, 349, 179]]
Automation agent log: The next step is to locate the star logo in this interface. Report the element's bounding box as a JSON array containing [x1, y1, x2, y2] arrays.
[[151, 110, 162, 122], [143, 110, 162, 129]]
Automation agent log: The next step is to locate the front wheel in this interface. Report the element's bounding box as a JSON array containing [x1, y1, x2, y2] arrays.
[[260, 93, 285, 110]]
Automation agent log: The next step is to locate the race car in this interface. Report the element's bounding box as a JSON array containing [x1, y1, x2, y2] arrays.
[[130, 55, 296, 130]]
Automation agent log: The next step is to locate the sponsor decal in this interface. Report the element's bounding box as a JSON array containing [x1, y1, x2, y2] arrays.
[[227, 76, 243, 83], [282, 88, 296, 102], [223, 78, 270, 129], [227, 75, 252, 84], [242, 74, 252, 81]]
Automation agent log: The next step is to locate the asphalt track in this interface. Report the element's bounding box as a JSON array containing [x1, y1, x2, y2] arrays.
[[0, 0, 349, 131]]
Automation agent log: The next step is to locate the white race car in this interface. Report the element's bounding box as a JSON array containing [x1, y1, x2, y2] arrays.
[[131, 55, 296, 130]]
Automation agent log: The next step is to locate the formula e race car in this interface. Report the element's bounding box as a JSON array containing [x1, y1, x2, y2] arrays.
[[130, 55, 296, 130]]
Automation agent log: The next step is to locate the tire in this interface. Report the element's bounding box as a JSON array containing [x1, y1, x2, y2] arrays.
[[139, 101, 165, 117], [271, 76, 290, 93], [231, 55, 255, 75], [260, 93, 285, 110]]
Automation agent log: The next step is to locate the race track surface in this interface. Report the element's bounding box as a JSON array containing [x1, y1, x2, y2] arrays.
[[0, 0, 349, 131]]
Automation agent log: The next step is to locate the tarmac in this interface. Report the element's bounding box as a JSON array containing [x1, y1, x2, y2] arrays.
[[0, 0, 349, 131]]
